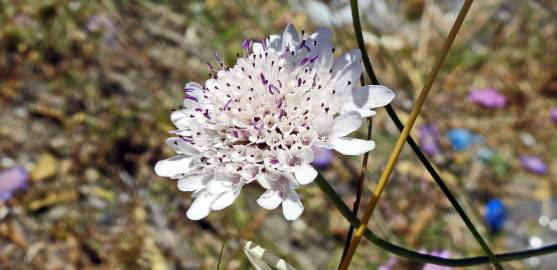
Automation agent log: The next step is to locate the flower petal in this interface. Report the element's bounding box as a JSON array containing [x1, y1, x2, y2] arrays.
[[294, 163, 318, 185], [257, 189, 283, 210], [268, 34, 282, 51], [170, 110, 193, 129], [282, 24, 300, 51], [166, 137, 199, 155], [154, 155, 193, 178], [315, 42, 333, 71], [206, 170, 237, 193], [332, 60, 363, 93], [342, 85, 395, 117], [211, 185, 242, 211], [252, 42, 264, 54], [331, 137, 375, 155], [331, 49, 361, 78], [177, 173, 209, 192], [310, 28, 333, 43], [256, 173, 272, 189], [300, 147, 314, 163], [331, 112, 363, 137], [282, 190, 304, 220], [186, 191, 218, 220]]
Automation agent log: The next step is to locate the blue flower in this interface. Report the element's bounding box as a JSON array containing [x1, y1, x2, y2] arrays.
[[447, 128, 482, 151], [485, 199, 506, 233]]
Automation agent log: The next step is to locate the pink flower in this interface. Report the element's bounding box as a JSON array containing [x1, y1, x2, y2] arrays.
[[0, 166, 28, 201], [550, 108, 557, 124], [520, 155, 547, 175], [423, 250, 451, 270], [467, 87, 506, 108]]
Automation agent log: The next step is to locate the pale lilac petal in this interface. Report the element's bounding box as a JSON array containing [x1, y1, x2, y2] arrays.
[[166, 137, 199, 155], [331, 137, 375, 155], [342, 85, 395, 117], [312, 147, 333, 169], [211, 185, 242, 211], [282, 24, 300, 51], [154, 155, 193, 178], [257, 189, 283, 210], [331, 49, 361, 78], [282, 190, 304, 220], [293, 163, 318, 185], [332, 112, 363, 137], [177, 173, 209, 192], [186, 191, 218, 220], [332, 60, 363, 93]]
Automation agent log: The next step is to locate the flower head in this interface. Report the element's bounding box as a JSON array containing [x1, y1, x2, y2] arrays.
[[447, 128, 482, 151], [422, 250, 451, 270], [155, 24, 395, 220], [418, 124, 440, 156], [519, 155, 547, 175], [0, 166, 28, 201], [550, 107, 557, 124], [485, 198, 506, 233], [467, 87, 506, 109]]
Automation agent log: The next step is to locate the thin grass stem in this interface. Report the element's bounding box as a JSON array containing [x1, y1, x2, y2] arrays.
[[338, 1, 492, 269], [316, 174, 557, 267], [348, 0, 504, 268]]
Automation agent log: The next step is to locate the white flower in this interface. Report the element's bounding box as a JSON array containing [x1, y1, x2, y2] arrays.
[[256, 170, 303, 221], [155, 24, 395, 220]]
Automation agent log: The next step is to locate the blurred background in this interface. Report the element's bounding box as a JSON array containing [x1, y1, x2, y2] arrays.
[[0, 0, 556, 269]]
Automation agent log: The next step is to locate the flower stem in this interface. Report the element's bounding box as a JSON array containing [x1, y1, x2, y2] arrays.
[[315, 173, 557, 266], [339, 111, 373, 266], [338, 1, 489, 269], [349, 0, 504, 267], [217, 236, 227, 270]]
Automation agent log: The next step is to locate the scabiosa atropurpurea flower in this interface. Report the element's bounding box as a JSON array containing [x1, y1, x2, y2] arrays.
[[155, 24, 395, 220]]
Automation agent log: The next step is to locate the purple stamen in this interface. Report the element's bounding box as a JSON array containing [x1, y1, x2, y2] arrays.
[[207, 62, 215, 75], [241, 39, 252, 52], [194, 108, 203, 112], [276, 97, 283, 108], [270, 159, 279, 165], [185, 96, 198, 102], [278, 109, 286, 119], [215, 51, 224, 66], [203, 109, 211, 120], [260, 38, 267, 51], [297, 78, 302, 87], [180, 137, 194, 143], [260, 73, 268, 86], [223, 99, 232, 110], [298, 40, 311, 52], [268, 84, 279, 95], [280, 49, 289, 59], [301, 54, 319, 66]]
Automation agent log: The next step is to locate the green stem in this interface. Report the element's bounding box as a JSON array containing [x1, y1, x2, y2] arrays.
[[349, 0, 502, 268], [316, 173, 557, 266]]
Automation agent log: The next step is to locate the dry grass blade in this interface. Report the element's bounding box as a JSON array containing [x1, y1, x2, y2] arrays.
[[337, 1, 496, 269]]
